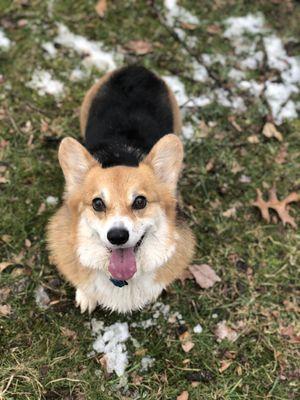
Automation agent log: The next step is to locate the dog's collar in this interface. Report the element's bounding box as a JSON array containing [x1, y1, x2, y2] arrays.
[[110, 278, 128, 287]]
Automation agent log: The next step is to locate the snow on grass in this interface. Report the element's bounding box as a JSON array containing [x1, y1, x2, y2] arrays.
[[164, 0, 199, 26], [223, 13, 266, 39], [42, 42, 57, 58], [70, 67, 88, 81], [192, 61, 208, 82], [55, 23, 117, 72], [193, 324, 203, 334], [263, 35, 300, 84], [0, 28, 11, 50], [46, 195, 58, 206], [92, 321, 130, 377], [265, 81, 298, 124], [141, 356, 155, 372], [27, 69, 65, 98], [163, 75, 190, 106]]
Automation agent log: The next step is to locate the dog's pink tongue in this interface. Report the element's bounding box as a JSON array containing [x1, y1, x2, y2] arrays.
[[108, 248, 137, 280]]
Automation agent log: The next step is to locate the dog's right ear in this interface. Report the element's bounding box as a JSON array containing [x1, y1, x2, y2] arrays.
[[58, 137, 97, 193]]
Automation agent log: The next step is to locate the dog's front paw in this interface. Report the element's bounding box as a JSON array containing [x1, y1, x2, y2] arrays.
[[75, 288, 97, 314]]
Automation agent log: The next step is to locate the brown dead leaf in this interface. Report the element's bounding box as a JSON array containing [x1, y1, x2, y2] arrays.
[[124, 40, 153, 55], [182, 341, 195, 353], [0, 176, 9, 184], [219, 360, 232, 373], [231, 161, 243, 174], [180, 21, 197, 30], [206, 24, 221, 34], [61, 326, 77, 340], [179, 331, 195, 353], [222, 207, 237, 218], [283, 300, 299, 313], [1, 234, 12, 243], [0, 304, 11, 316], [25, 238, 31, 248], [37, 202, 46, 215], [197, 120, 210, 138], [134, 348, 147, 356], [228, 115, 242, 132], [280, 325, 300, 344], [253, 187, 300, 228], [247, 135, 260, 144], [95, 0, 107, 17], [177, 390, 189, 400], [275, 144, 288, 164], [205, 159, 214, 172], [263, 122, 283, 142], [0, 287, 11, 302], [132, 373, 143, 385], [215, 321, 238, 343], [0, 139, 9, 149], [189, 264, 221, 289], [0, 262, 12, 272]]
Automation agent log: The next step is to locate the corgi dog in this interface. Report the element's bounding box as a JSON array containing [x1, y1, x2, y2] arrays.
[[47, 66, 195, 314]]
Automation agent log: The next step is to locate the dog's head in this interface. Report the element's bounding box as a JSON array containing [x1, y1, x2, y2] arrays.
[[58, 134, 183, 281]]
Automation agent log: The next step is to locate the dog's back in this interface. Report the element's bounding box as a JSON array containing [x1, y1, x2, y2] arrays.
[[80, 66, 181, 167]]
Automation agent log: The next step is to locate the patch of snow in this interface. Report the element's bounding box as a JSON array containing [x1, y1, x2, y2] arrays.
[[231, 96, 246, 112], [202, 53, 226, 66], [55, 23, 117, 72], [46, 195, 58, 206], [193, 324, 203, 334], [0, 29, 11, 50], [42, 42, 57, 58], [240, 51, 263, 70], [91, 318, 105, 335], [164, 0, 199, 26], [92, 322, 130, 377], [35, 285, 50, 309], [193, 94, 213, 107], [277, 100, 298, 123], [27, 69, 64, 98], [141, 356, 155, 372], [238, 80, 264, 97], [264, 34, 300, 85], [70, 67, 88, 81], [214, 88, 232, 108], [163, 75, 189, 106], [182, 123, 194, 140], [263, 35, 289, 72], [228, 68, 246, 82], [192, 61, 208, 82], [265, 81, 298, 124], [223, 13, 266, 39]]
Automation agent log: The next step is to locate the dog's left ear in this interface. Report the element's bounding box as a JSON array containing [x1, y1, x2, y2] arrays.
[[58, 137, 97, 193], [144, 134, 183, 194]]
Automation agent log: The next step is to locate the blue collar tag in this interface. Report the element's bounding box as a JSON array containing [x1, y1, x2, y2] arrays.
[[110, 278, 128, 288]]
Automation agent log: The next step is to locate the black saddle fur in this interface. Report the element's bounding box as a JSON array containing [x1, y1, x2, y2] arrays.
[[84, 66, 174, 168]]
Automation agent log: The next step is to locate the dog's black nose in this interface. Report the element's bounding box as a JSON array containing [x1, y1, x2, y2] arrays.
[[107, 228, 129, 245]]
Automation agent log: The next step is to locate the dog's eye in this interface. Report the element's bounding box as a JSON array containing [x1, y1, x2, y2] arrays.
[[132, 196, 147, 210], [92, 197, 106, 212]]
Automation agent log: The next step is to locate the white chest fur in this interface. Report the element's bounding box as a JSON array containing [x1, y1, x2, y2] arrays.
[[76, 271, 165, 313]]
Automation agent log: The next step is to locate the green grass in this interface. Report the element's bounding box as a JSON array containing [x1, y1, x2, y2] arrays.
[[0, 1, 299, 399]]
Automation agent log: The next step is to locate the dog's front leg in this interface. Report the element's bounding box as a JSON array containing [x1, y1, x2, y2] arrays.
[[75, 287, 98, 314]]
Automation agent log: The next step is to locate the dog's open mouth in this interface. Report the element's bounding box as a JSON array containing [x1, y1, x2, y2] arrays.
[[108, 235, 145, 281]]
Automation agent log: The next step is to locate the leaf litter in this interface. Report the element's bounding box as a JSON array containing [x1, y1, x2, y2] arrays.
[[253, 187, 300, 227]]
